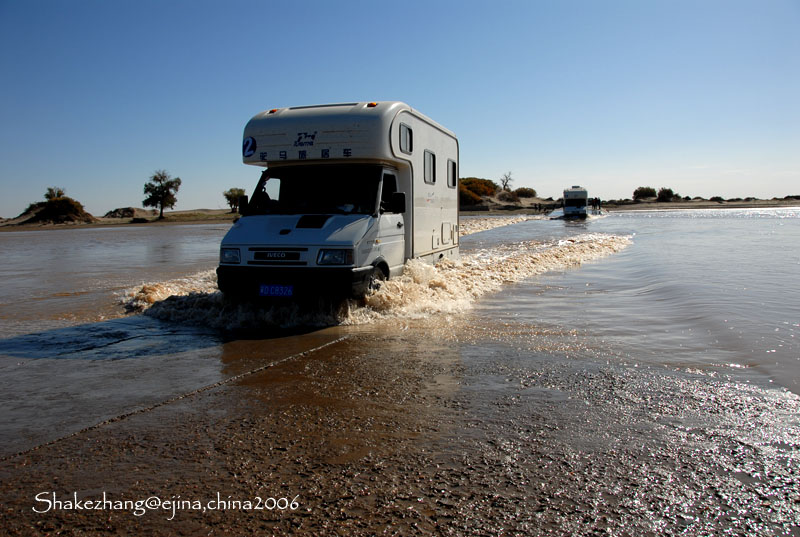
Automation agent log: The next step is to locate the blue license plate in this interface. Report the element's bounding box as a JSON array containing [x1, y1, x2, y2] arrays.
[[259, 284, 294, 297]]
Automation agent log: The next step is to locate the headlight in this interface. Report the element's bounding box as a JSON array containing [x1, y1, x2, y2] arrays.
[[317, 249, 354, 265], [220, 247, 241, 264]]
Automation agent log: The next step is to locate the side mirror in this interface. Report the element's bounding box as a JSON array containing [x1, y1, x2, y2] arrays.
[[389, 192, 406, 214], [238, 195, 249, 215]]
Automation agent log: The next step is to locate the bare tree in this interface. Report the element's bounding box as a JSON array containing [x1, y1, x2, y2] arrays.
[[143, 170, 182, 219], [500, 171, 514, 191]]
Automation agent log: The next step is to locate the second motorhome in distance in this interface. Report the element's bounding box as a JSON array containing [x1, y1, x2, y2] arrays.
[[562, 185, 590, 219], [217, 101, 460, 299]]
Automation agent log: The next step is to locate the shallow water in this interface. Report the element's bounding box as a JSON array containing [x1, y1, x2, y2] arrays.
[[0, 223, 232, 333], [1, 210, 798, 535]]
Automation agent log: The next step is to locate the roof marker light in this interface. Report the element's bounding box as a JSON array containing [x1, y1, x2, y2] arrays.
[[268, 109, 278, 114], [367, 102, 378, 108]]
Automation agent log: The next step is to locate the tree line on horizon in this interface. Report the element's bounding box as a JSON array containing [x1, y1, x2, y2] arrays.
[[13, 171, 800, 221]]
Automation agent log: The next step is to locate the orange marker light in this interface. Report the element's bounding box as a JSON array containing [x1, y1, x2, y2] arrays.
[[268, 109, 278, 114], [367, 102, 378, 108]]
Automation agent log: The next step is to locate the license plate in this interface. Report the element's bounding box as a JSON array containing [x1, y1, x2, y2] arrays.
[[259, 284, 294, 297]]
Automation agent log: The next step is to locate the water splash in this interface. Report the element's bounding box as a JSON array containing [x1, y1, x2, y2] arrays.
[[459, 215, 543, 235], [352, 233, 631, 323], [123, 270, 218, 312], [121, 230, 630, 330]]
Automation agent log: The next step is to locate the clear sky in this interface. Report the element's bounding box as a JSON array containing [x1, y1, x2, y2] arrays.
[[1, 0, 798, 217]]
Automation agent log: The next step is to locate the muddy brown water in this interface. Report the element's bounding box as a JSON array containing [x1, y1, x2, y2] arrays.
[[1, 211, 799, 535]]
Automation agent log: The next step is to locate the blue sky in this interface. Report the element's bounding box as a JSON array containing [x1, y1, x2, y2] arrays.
[[1, 0, 798, 217]]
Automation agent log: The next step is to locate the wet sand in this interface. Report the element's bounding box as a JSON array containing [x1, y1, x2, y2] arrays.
[[2, 319, 797, 536]]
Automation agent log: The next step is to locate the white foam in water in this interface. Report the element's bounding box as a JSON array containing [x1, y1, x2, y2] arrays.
[[458, 215, 543, 235], [120, 218, 630, 329], [352, 233, 631, 323], [123, 270, 219, 312]]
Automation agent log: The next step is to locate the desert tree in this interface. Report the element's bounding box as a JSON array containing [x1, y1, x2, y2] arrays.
[[633, 186, 657, 200], [500, 171, 514, 191], [657, 187, 677, 202], [143, 170, 182, 219], [44, 187, 66, 200], [223, 188, 246, 212]]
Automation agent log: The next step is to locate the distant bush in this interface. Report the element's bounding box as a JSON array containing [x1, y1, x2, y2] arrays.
[[633, 186, 657, 200], [26, 196, 95, 224], [513, 187, 537, 198], [728, 197, 743, 202], [461, 177, 499, 197], [683, 196, 691, 201], [693, 196, 704, 200], [657, 187, 676, 202], [497, 190, 520, 203], [784, 195, 800, 200], [459, 184, 483, 206], [709, 196, 724, 202]]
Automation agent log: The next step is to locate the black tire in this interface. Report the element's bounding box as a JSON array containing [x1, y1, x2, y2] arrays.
[[367, 266, 387, 293]]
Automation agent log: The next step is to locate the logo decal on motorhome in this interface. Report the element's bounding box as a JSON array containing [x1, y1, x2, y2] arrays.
[[243, 137, 256, 157], [294, 132, 317, 147]]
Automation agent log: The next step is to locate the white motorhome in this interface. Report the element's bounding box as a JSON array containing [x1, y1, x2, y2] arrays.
[[217, 101, 459, 299], [562, 185, 589, 219]]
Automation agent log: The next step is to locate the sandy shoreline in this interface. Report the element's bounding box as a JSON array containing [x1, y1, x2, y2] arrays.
[[0, 209, 238, 231], [2, 199, 798, 232]]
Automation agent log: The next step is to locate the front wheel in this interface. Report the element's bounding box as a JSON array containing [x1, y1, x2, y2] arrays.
[[367, 266, 387, 294]]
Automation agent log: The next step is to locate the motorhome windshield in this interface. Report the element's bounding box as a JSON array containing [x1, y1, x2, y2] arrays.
[[564, 198, 588, 208], [247, 165, 382, 216]]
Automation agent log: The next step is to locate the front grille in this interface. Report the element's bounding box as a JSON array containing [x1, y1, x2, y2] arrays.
[[247, 247, 308, 266]]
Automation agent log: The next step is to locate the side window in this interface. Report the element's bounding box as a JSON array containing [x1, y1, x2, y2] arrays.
[[424, 150, 436, 184], [447, 159, 457, 188], [265, 177, 281, 200], [400, 124, 413, 154]]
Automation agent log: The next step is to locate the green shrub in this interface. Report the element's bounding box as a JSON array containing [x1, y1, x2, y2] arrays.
[[709, 196, 724, 202], [514, 187, 537, 198], [498, 190, 520, 203]]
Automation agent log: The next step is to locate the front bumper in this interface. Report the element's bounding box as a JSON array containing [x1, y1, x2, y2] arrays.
[[216, 265, 374, 299]]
